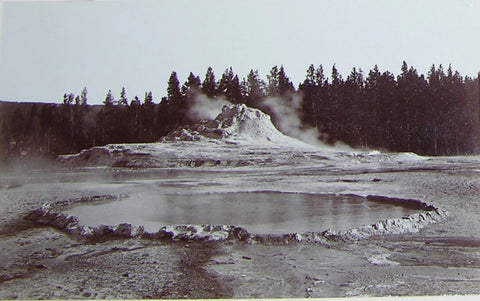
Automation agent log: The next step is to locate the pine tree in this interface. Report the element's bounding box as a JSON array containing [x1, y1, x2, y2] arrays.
[[144, 91, 154, 105], [299, 64, 317, 126], [104, 90, 114, 106], [60, 93, 76, 149], [140, 91, 155, 142], [331, 64, 343, 87], [346, 67, 364, 89], [267, 66, 279, 96], [304, 64, 316, 86], [218, 67, 243, 103], [118, 87, 128, 106], [131, 96, 141, 106], [427, 64, 442, 155], [201, 66, 217, 98], [167, 71, 182, 103], [245, 69, 266, 107], [313, 65, 328, 130], [378, 70, 400, 150], [278, 65, 295, 95], [218, 67, 234, 96], [182, 72, 201, 96], [324, 64, 345, 142], [329, 64, 343, 114], [266, 65, 295, 96], [129, 96, 141, 140], [229, 75, 243, 104], [343, 67, 365, 146], [80, 87, 88, 106], [315, 65, 326, 87], [365, 65, 382, 146], [63, 93, 75, 105], [401, 61, 408, 76]]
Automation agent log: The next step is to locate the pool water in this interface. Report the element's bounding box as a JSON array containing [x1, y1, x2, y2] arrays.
[[65, 192, 419, 234]]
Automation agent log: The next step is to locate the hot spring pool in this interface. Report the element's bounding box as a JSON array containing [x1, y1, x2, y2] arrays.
[[65, 192, 420, 234]]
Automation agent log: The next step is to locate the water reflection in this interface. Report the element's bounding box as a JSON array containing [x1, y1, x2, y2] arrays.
[[66, 192, 418, 234]]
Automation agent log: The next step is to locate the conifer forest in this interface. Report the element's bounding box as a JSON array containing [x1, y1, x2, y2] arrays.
[[1, 62, 479, 162]]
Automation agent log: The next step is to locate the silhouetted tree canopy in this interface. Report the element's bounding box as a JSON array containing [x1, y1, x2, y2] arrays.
[[1, 63, 479, 162]]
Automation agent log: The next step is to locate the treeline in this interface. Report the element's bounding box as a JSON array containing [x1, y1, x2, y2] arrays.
[[1, 62, 479, 160], [300, 63, 480, 155]]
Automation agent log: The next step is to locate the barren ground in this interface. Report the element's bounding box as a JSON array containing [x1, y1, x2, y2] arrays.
[[1, 155, 480, 298]]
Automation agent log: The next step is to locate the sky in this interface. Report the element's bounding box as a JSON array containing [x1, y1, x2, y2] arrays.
[[0, 0, 479, 105]]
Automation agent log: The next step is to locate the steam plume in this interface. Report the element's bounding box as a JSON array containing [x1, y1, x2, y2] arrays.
[[187, 94, 232, 122], [261, 94, 324, 146], [185, 93, 326, 147]]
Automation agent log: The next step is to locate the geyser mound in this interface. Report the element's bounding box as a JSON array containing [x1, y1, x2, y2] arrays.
[[57, 104, 317, 168], [164, 104, 308, 146]]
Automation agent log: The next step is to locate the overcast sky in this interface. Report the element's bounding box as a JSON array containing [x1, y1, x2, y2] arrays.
[[0, 0, 479, 104]]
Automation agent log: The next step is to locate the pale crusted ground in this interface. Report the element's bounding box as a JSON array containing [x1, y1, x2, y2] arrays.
[[1, 155, 480, 298]]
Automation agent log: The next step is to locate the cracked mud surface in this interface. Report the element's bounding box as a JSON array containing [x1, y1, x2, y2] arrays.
[[1, 156, 480, 298]]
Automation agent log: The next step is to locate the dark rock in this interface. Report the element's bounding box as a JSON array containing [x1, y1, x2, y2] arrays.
[[155, 228, 175, 240], [115, 223, 133, 237], [92, 225, 115, 237], [213, 225, 224, 231], [51, 214, 79, 230], [112, 160, 132, 168], [36, 212, 57, 225], [231, 226, 250, 241], [24, 208, 46, 221], [254, 235, 265, 244], [66, 225, 85, 236], [366, 195, 437, 211], [186, 225, 198, 233], [135, 225, 145, 237], [140, 231, 156, 240]]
